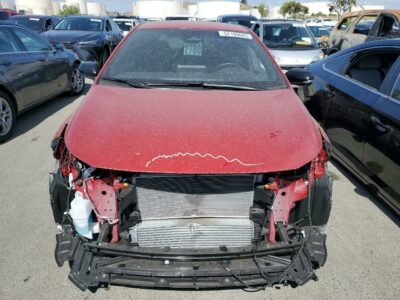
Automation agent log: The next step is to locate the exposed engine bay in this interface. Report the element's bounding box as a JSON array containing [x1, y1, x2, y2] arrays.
[[50, 136, 332, 291]]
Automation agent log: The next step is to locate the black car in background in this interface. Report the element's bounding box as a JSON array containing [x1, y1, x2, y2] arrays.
[[41, 16, 123, 66], [0, 22, 84, 143], [299, 39, 400, 215], [8, 15, 61, 34], [217, 14, 257, 28]]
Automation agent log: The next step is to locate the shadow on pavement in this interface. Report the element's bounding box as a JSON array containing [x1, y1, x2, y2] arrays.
[[6, 83, 91, 143], [331, 160, 400, 227]]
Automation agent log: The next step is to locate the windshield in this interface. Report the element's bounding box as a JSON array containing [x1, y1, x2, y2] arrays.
[[308, 26, 330, 38], [224, 19, 254, 28], [101, 29, 286, 90], [55, 17, 103, 31], [262, 23, 318, 49], [115, 20, 132, 31], [9, 17, 42, 32]]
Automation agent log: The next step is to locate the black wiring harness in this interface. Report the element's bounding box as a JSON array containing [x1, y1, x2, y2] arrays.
[[224, 170, 315, 292]]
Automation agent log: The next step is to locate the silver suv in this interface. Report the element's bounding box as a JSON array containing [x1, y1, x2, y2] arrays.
[[251, 20, 324, 72]]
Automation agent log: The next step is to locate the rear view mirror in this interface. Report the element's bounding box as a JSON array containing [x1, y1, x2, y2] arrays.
[[78, 61, 99, 79], [286, 68, 314, 86]]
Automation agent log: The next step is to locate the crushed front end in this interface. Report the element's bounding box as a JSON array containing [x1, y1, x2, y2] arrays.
[[50, 137, 332, 291]]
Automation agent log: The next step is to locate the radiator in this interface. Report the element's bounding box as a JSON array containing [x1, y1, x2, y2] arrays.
[[130, 175, 255, 248]]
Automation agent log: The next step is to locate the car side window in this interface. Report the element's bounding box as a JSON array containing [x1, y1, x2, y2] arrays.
[[376, 15, 400, 37], [353, 15, 377, 35], [106, 20, 112, 32], [110, 20, 119, 32], [12, 28, 51, 52], [45, 19, 53, 31], [338, 16, 357, 31], [253, 24, 260, 36], [391, 74, 400, 101], [345, 51, 399, 90], [0, 28, 20, 53]]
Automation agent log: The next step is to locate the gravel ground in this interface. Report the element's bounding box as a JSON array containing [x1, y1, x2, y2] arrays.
[[0, 82, 399, 299]]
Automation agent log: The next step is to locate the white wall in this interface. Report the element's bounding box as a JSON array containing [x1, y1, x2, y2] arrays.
[[134, 0, 183, 19], [197, 1, 240, 19], [0, 1, 15, 10], [52, 2, 60, 14], [187, 3, 197, 17], [87, 2, 106, 16], [16, 0, 53, 14]]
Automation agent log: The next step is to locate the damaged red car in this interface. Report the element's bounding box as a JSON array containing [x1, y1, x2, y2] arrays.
[[49, 21, 332, 291]]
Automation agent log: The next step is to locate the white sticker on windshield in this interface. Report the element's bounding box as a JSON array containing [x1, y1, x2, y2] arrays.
[[183, 42, 202, 56], [293, 23, 305, 28], [218, 31, 252, 40], [125, 22, 131, 26], [90, 18, 102, 22], [29, 18, 40, 21]]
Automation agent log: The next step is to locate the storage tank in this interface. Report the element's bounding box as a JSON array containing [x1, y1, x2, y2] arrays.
[[197, 0, 240, 20], [187, 3, 197, 17], [87, 2, 106, 16], [65, 0, 88, 14], [52, 1, 61, 14], [0, 1, 16, 10], [15, 0, 53, 15], [133, 0, 183, 19]]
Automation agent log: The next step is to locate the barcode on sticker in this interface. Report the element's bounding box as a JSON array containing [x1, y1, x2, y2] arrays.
[[218, 31, 252, 40]]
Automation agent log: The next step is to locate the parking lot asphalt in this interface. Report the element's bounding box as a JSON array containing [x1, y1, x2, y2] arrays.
[[0, 81, 399, 300]]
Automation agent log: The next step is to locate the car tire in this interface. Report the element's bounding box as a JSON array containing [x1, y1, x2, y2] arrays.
[[101, 47, 110, 67], [0, 91, 16, 144], [69, 63, 85, 96]]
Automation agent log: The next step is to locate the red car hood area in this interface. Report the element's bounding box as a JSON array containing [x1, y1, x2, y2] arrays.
[[64, 85, 323, 174]]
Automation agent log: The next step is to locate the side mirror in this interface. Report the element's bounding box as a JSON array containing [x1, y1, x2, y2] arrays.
[[286, 68, 314, 86], [54, 43, 64, 51], [78, 61, 99, 79], [326, 48, 338, 56]]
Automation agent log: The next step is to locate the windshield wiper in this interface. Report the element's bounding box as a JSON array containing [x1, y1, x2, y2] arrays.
[[146, 82, 261, 91], [101, 77, 149, 88]]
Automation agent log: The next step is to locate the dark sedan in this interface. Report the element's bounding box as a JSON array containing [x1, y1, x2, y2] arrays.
[[41, 16, 123, 66], [8, 15, 61, 34], [300, 39, 400, 215], [0, 22, 84, 143]]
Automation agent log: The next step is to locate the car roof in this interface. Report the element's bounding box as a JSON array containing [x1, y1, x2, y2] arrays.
[[0, 21, 30, 29], [138, 21, 249, 32], [114, 18, 135, 22], [64, 15, 108, 20], [9, 15, 48, 19], [218, 14, 257, 19], [341, 9, 400, 19], [328, 38, 400, 60], [256, 19, 303, 24]]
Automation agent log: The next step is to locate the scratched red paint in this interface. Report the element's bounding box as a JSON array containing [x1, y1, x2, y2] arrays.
[[63, 84, 322, 174], [59, 21, 324, 174]]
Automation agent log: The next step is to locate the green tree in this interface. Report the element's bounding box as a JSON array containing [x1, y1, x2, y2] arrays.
[[328, 0, 357, 15], [258, 4, 269, 18], [59, 5, 80, 16], [279, 1, 309, 20]]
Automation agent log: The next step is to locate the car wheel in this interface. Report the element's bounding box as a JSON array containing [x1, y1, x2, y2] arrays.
[[0, 91, 16, 143], [69, 64, 85, 96], [101, 48, 110, 67]]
